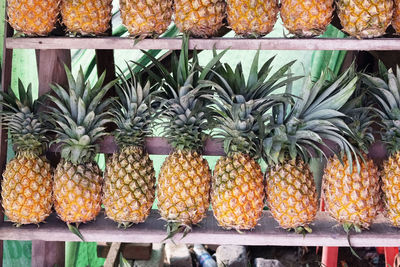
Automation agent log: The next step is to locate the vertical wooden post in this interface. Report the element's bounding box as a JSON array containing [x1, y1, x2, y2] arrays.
[[31, 241, 65, 267], [32, 49, 71, 267], [0, 5, 15, 266]]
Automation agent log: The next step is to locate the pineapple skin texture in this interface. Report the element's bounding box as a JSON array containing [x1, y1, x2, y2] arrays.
[[281, 0, 333, 37], [266, 159, 318, 229], [174, 0, 226, 37], [7, 0, 60, 36], [212, 153, 264, 230], [2, 155, 52, 224], [120, 0, 172, 36], [61, 0, 112, 35], [157, 150, 211, 225], [226, 0, 278, 37], [382, 152, 400, 226], [393, 0, 400, 33], [323, 155, 380, 228], [336, 0, 393, 38], [103, 146, 155, 224], [53, 160, 102, 223]]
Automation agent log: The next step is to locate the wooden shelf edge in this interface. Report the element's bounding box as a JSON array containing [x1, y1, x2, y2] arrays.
[[6, 37, 400, 51], [0, 211, 398, 247], [50, 136, 225, 156]]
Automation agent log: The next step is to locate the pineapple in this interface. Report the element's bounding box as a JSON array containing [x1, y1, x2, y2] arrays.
[[263, 67, 358, 233], [61, 0, 112, 35], [119, 0, 173, 37], [323, 94, 381, 231], [364, 63, 400, 227], [142, 35, 226, 236], [0, 80, 52, 225], [103, 67, 156, 227], [226, 0, 278, 37], [47, 66, 116, 224], [336, 0, 393, 38], [281, 0, 334, 37], [174, 0, 226, 37], [208, 53, 296, 230], [7, 0, 60, 36], [393, 0, 400, 33]]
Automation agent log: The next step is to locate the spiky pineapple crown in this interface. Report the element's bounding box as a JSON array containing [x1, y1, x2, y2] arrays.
[[262, 66, 359, 166], [364, 62, 400, 155], [204, 52, 297, 158], [0, 80, 47, 156], [46, 66, 116, 164], [140, 34, 227, 152], [111, 65, 154, 148], [339, 91, 375, 154]]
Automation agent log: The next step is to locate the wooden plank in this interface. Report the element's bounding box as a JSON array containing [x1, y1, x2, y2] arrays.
[[50, 136, 225, 156], [6, 37, 400, 51], [31, 241, 65, 267], [0, 211, 399, 247], [103, 242, 121, 267]]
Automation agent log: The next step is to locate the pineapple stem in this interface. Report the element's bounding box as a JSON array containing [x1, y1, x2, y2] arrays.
[[163, 221, 192, 243], [293, 225, 313, 237], [343, 223, 362, 260]]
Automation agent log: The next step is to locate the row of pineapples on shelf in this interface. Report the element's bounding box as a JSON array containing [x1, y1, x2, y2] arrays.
[[6, 0, 400, 38], [1, 35, 400, 236]]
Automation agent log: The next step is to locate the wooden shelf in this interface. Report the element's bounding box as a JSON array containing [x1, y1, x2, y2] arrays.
[[6, 37, 400, 51], [1, 211, 399, 247], [49, 136, 225, 156]]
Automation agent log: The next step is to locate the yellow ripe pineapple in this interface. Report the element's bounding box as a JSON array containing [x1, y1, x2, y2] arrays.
[[47, 66, 116, 224], [1, 81, 52, 225], [336, 0, 393, 38], [7, 0, 60, 36], [143, 35, 227, 236], [365, 64, 400, 227], [226, 0, 278, 37], [174, 0, 226, 37], [61, 0, 112, 35], [208, 53, 297, 230], [281, 0, 334, 37], [323, 154, 380, 230], [323, 89, 381, 231], [120, 0, 172, 37], [103, 69, 156, 227], [264, 67, 358, 234]]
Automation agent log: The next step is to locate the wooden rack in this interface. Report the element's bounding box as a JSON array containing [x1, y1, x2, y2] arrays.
[[2, 7, 400, 267]]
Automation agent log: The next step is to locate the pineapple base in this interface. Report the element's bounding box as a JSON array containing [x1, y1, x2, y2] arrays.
[[212, 153, 264, 230], [280, 0, 333, 38], [7, 0, 60, 36], [103, 146, 155, 224], [61, 0, 112, 35], [53, 160, 102, 223], [323, 155, 380, 229], [174, 0, 226, 37], [266, 159, 318, 230], [2, 154, 52, 225], [226, 0, 278, 37], [382, 152, 400, 227], [157, 150, 211, 225]]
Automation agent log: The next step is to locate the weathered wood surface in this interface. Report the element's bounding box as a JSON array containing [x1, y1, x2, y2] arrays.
[[31, 241, 65, 267], [50, 136, 226, 156], [6, 37, 400, 51], [0, 211, 399, 247]]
